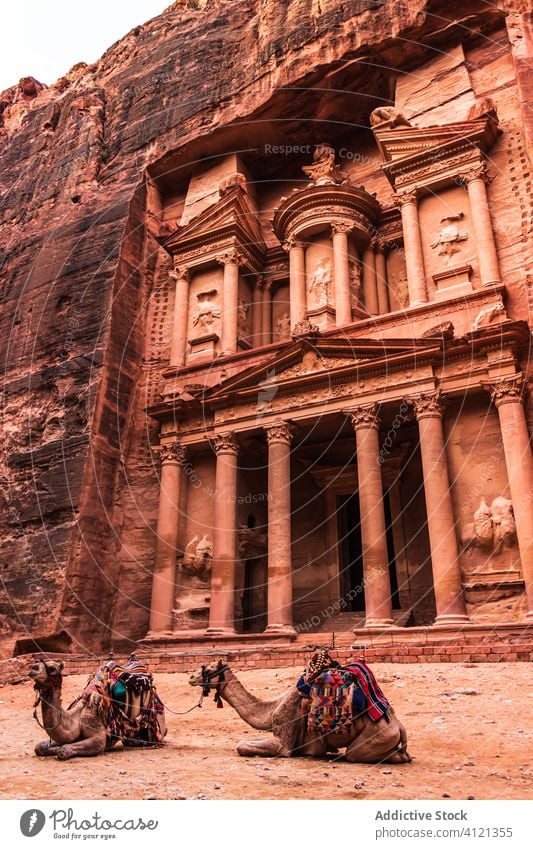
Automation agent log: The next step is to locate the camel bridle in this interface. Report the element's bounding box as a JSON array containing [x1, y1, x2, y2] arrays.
[[193, 660, 229, 708], [32, 662, 64, 732]]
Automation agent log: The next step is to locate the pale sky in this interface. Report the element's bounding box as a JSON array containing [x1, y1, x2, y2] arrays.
[[0, 1, 170, 92]]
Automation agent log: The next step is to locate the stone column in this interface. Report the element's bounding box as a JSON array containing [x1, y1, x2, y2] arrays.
[[285, 237, 307, 331], [348, 405, 394, 627], [361, 242, 379, 315], [169, 266, 191, 367], [409, 392, 469, 624], [251, 276, 263, 347], [261, 279, 273, 345], [374, 240, 390, 315], [461, 165, 501, 286], [265, 422, 296, 633], [332, 222, 353, 327], [486, 376, 533, 619], [148, 440, 187, 635], [394, 191, 428, 306], [218, 250, 240, 355], [207, 432, 240, 636]]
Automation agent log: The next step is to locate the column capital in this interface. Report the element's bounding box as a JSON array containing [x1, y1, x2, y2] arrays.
[[156, 440, 188, 466], [265, 420, 294, 445], [282, 235, 304, 252], [346, 403, 380, 431], [371, 236, 386, 254], [216, 249, 243, 267], [212, 431, 240, 455], [407, 391, 445, 420], [459, 163, 491, 186], [393, 190, 418, 207], [169, 265, 190, 283], [485, 374, 527, 408], [331, 221, 353, 236]]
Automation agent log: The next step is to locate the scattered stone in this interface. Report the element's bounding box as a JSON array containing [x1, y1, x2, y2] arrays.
[[454, 688, 479, 696], [214, 783, 221, 789], [467, 795, 475, 800], [442, 793, 451, 798]]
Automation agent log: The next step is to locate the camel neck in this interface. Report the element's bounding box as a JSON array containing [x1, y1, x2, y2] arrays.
[[39, 684, 64, 730], [219, 671, 281, 731]]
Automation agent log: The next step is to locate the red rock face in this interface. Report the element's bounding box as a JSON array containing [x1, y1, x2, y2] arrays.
[[0, 0, 531, 656]]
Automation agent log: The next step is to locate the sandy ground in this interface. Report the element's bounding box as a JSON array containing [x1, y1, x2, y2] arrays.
[[0, 662, 531, 800]]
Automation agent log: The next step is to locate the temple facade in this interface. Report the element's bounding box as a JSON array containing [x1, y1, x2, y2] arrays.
[[140, 104, 533, 647]]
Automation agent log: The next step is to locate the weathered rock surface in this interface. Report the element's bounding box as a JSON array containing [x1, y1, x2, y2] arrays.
[[0, 0, 532, 654]]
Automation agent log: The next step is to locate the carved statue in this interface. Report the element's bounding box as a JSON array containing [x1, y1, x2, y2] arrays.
[[389, 258, 409, 309], [309, 257, 333, 304], [237, 298, 249, 338], [430, 213, 468, 257], [369, 106, 411, 128], [275, 312, 291, 341], [181, 534, 213, 581], [302, 143, 345, 185], [463, 497, 517, 554], [191, 289, 221, 336]]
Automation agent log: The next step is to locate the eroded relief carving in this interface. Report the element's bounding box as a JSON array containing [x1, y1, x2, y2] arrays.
[[191, 289, 221, 336], [237, 298, 249, 338], [274, 312, 291, 341], [349, 258, 361, 308], [308, 257, 333, 306], [370, 106, 411, 128], [180, 534, 213, 582], [463, 497, 517, 554], [471, 299, 508, 330], [430, 213, 468, 257]]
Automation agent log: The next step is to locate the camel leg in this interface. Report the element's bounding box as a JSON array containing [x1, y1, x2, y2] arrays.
[[345, 715, 411, 765], [236, 737, 287, 757], [35, 740, 62, 757], [57, 732, 107, 760]]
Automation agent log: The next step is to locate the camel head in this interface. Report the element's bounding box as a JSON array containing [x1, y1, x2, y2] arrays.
[[28, 659, 64, 691], [189, 658, 230, 704]]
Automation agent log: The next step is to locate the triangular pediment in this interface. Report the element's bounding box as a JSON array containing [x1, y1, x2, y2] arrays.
[[162, 184, 266, 257], [373, 115, 499, 165], [207, 336, 438, 403]]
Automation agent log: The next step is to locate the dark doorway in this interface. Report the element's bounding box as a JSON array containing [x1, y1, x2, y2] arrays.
[[337, 491, 401, 612], [241, 557, 267, 633], [337, 493, 365, 611]]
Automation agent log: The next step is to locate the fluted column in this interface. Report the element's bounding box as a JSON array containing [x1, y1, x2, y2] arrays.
[[374, 239, 390, 315], [285, 237, 307, 331], [361, 242, 379, 315], [394, 191, 428, 306], [148, 441, 187, 635], [409, 392, 469, 624], [460, 165, 501, 286], [218, 250, 240, 355], [251, 276, 263, 347], [265, 422, 295, 633], [169, 266, 191, 367], [261, 279, 273, 345], [332, 222, 353, 327], [486, 376, 533, 619], [348, 405, 394, 627], [207, 433, 240, 636]]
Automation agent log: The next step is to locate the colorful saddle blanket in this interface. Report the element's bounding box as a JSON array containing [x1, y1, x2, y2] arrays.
[[296, 658, 389, 735], [71, 658, 165, 746]]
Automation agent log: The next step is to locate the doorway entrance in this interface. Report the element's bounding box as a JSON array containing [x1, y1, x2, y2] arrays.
[[336, 491, 400, 612], [241, 557, 268, 633]]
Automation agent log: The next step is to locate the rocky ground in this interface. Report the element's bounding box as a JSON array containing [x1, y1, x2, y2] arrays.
[[0, 662, 531, 800]]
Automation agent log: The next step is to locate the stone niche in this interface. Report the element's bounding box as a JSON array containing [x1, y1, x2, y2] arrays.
[[187, 267, 223, 361], [419, 184, 479, 300]]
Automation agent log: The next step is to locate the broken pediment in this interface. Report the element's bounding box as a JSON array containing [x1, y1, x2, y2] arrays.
[[372, 113, 500, 193], [161, 182, 266, 267]]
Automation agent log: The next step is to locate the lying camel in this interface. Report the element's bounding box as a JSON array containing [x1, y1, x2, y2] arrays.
[[29, 658, 166, 760], [190, 659, 411, 764]]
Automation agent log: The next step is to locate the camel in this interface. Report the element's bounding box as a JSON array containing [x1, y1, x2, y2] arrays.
[[189, 659, 411, 764], [29, 658, 166, 760]]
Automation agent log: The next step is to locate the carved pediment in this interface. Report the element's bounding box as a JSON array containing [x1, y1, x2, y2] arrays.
[[161, 183, 266, 265], [206, 336, 437, 402]]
